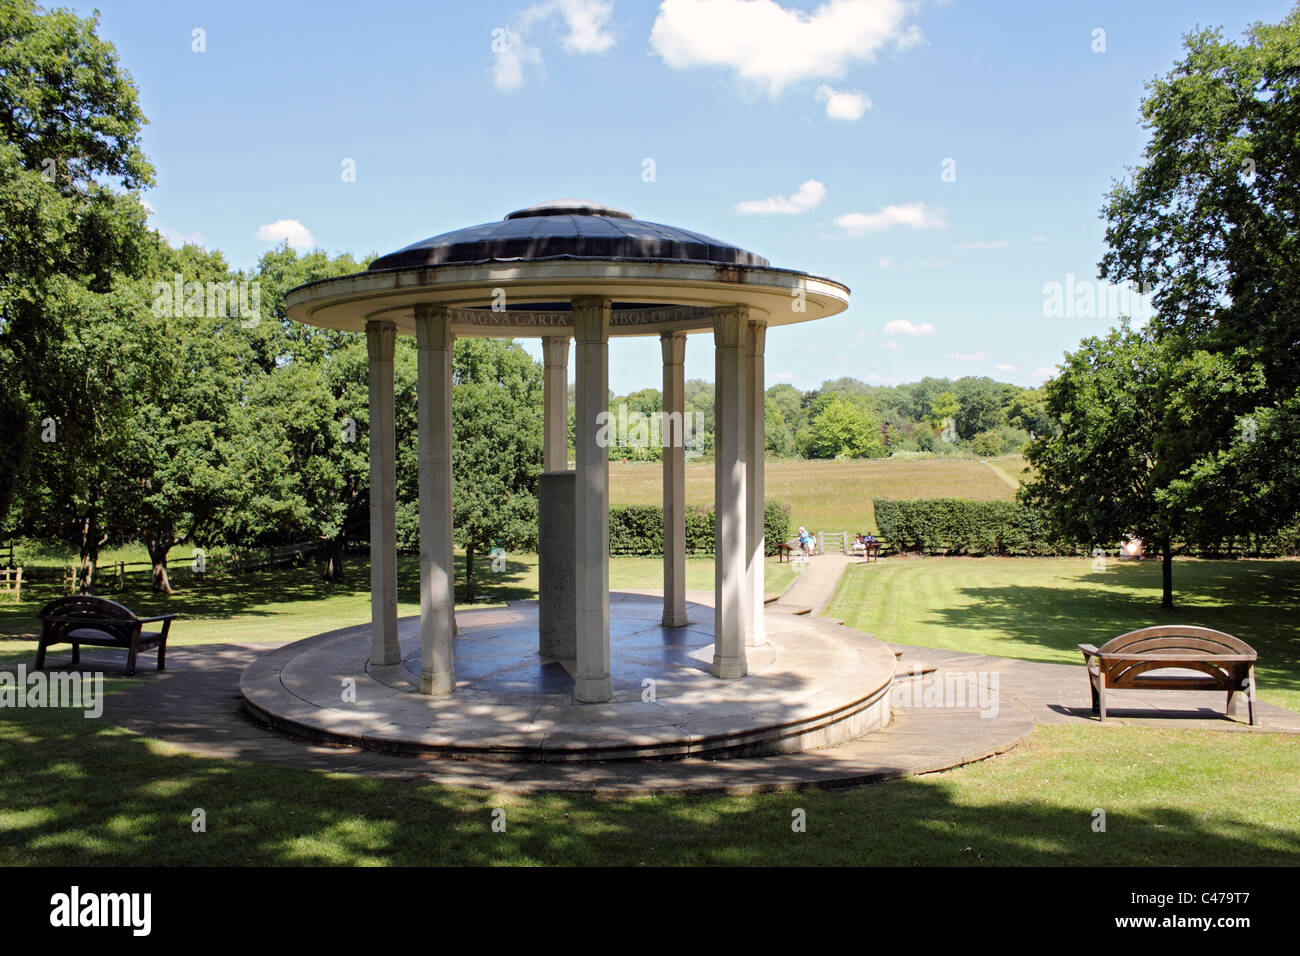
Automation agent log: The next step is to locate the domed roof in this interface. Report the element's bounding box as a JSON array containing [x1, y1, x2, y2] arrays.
[[367, 199, 770, 271]]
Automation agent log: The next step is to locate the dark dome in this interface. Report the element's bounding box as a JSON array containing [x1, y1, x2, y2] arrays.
[[367, 199, 770, 271]]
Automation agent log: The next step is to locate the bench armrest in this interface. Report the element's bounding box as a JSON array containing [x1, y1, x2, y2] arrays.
[[136, 614, 179, 624], [1077, 643, 1100, 658]]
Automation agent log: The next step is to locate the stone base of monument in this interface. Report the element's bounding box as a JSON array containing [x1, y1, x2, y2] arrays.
[[240, 592, 895, 762]]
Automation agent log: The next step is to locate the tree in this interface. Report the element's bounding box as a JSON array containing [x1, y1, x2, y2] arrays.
[[0, 0, 154, 549], [764, 398, 796, 457], [970, 431, 1003, 457], [1099, 7, 1300, 542], [926, 391, 960, 437], [449, 338, 543, 601], [1020, 328, 1258, 608], [806, 395, 885, 459], [953, 377, 1005, 440], [107, 242, 259, 592], [254, 246, 381, 581]]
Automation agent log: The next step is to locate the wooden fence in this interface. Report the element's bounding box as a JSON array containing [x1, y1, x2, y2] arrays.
[[0, 566, 21, 602]]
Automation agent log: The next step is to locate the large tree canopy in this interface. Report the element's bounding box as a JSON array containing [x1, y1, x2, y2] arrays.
[[1099, 6, 1300, 537], [0, 0, 154, 536]]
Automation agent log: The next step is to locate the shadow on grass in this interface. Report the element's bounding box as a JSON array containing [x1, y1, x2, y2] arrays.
[[1, 699, 1296, 866], [922, 562, 1300, 704], [0, 553, 538, 646]]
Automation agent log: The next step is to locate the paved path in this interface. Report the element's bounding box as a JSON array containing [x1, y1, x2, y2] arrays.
[[774, 552, 850, 616], [16, 554, 1299, 793]]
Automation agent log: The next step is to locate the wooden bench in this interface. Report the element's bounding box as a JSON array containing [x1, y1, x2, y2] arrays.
[[1078, 626, 1257, 725], [36, 596, 177, 676], [852, 540, 883, 562]]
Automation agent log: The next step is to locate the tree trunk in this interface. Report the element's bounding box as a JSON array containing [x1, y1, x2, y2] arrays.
[[147, 540, 174, 594], [78, 514, 103, 594], [1161, 540, 1174, 610], [465, 545, 475, 603], [323, 536, 345, 582]]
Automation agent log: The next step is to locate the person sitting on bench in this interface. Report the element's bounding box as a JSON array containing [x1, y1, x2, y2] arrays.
[[798, 527, 814, 556], [851, 533, 868, 557]]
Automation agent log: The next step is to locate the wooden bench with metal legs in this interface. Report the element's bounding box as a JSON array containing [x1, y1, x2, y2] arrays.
[[1078, 625, 1257, 725], [36, 595, 177, 677]]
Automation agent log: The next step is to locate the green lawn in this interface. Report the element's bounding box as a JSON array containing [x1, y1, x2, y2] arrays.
[[826, 556, 1300, 713], [3, 545, 1297, 866], [1, 697, 1295, 865], [0, 552, 797, 655]]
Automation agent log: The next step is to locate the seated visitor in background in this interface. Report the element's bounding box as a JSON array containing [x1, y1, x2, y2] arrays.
[[798, 527, 814, 556], [851, 533, 867, 556]]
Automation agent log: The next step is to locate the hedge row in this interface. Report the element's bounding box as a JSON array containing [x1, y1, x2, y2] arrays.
[[873, 498, 1300, 557], [609, 500, 791, 557], [873, 498, 1084, 556]]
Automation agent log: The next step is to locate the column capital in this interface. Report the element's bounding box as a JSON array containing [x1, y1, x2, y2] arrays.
[[571, 297, 611, 344], [712, 305, 750, 348], [541, 335, 571, 366], [746, 319, 767, 357], [414, 304, 454, 350], [365, 319, 397, 362], [660, 330, 686, 366]]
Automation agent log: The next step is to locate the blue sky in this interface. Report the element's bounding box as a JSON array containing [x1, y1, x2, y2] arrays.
[[75, 0, 1293, 392]]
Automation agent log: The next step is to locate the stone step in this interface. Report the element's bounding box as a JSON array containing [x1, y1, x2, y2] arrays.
[[894, 663, 938, 679]]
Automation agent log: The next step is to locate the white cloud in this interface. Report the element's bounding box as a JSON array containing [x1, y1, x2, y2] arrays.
[[493, 0, 615, 92], [882, 320, 936, 336], [834, 202, 947, 235], [948, 351, 985, 362], [771, 370, 796, 381], [952, 239, 1009, 251], [1029, 234, 1050, 244], [256, 219, 316, 251], [816, 84, 871, 120], [735, 179, 826, 214], [650, 0, 923, 96], [1029, 365, 1056, 380], [492, 28, 539, 91], [881, 339, 898, 351], [556, 0, 617, 52], [994, 363, 1018, 373]]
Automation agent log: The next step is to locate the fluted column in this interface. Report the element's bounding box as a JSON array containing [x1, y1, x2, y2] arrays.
[[541, 335, 570, 471], [746, 320, 767, 646], [661, 331, 688, 627], [572, 297, 612, 703], [365, 319, 400, 666], [415, 305, 456, 696], [712, 306, 748, 679]]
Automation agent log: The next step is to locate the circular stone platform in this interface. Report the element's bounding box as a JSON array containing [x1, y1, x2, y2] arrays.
[[240, 592, 895, 762]]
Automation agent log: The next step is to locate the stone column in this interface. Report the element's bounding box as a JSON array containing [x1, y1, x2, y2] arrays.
[[365, 319, 400, 666], [712, 306, 748, 679], [661, 331, 688, 627], [541, 336, 570, 471], [415, 305, 456, 696], [746, 321, 767, 646], [572, 297, 612, 703]]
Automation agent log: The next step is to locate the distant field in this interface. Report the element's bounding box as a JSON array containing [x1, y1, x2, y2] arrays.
[[611, 455, 1028, 536]]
